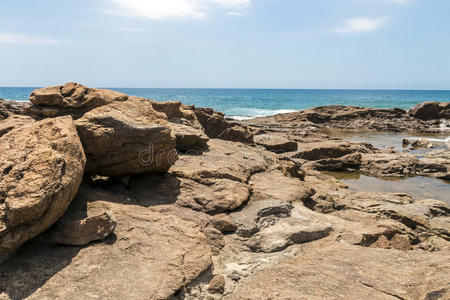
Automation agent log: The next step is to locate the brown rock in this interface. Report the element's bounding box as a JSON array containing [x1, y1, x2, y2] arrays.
[[202, 226, 225, 255], [254, 134, 298, 153], [168, 123, 209, 153], [0, 115, 35, 138], [210, 213, 238, 233], [208, 274, 225, 294], [0, 99, 30, 120], [0, 198, 212, 300], [29, 82, 128, 118], [75, 97, 178, 176], [0, 116, 86, 255], [128, 174, 250, 214], [51, 210, 117, 246], [217, 125, 254, 143], [408, 101, 445, 120], [226, 243, 450, 299], [295, 140, 374, 161]]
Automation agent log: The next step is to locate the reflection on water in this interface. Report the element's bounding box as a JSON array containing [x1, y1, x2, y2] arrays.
[[320, 128, 449, 154], [324, 171, 450, 205]]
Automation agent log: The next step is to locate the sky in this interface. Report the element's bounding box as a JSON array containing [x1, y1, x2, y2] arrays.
[[0, 0, 449, 89]]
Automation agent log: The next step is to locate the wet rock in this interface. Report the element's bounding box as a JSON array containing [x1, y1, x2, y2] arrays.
[[411, 138, 433, 149], [408, 101, 447, 120], [254, 134, 298, 153], [0, 116, 86, 255], [29, 82, 128, 118], [75, 97, 177, 176], [249, 104, 439, 132], [245, 217, 332, 253]]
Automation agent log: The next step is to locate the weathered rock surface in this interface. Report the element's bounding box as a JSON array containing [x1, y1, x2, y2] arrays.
[[0, 89, 448, 299], [170, 139, 271, 183], [29, 82, 128, 118], [75, 97, 177, 176], [0, 117, 85, 256], [51, 195, 117, 246], [295, 140, 374, 160], [169, 123, 209, 153], [0, 198, 212, 300], [0, 99, 30, 120], [254, 134, 298, 152], [248, 104, 444, 132], [246, 216, 332, 253], [194, 107, 254, 143], [226, 243, 450, 300], [409, 101, 450, 120], [0, 115, 35, 138]]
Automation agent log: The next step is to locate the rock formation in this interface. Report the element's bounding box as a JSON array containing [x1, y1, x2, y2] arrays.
[[0, 116, 85, 256], [0, 85, 448, 299]]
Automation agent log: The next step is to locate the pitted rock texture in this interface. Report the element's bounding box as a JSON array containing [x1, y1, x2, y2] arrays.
[[0, 116, 85, 255]]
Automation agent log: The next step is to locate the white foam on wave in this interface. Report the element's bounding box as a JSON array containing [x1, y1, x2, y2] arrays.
[[227, 108, 297, 120]]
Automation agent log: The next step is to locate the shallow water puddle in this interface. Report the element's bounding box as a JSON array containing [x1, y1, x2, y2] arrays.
[[320, 128, 449, 153], [324, 171, 450, 205]]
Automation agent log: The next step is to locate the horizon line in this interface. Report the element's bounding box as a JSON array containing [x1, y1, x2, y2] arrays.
[[1, 86, 450, 92]]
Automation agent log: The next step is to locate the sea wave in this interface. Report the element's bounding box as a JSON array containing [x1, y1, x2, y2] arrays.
[[227, 108, 297, 120]]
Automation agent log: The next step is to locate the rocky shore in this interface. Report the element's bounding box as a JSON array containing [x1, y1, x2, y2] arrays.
[[0, 83, 449, 299]]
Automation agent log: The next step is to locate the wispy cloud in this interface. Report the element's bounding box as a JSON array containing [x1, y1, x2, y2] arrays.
[[0, 32, 58, 44], [104, 0, 251, 20], [333, 17, 389, 33]]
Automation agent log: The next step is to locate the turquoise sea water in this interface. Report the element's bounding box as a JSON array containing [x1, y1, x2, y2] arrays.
[[1, 87, 450, 119]]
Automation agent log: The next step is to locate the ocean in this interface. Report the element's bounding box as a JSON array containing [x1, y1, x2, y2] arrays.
[[1, 87, 450, 119]]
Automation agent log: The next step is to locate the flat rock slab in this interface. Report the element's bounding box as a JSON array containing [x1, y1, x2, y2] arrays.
[[245, 217, 332, 253], [254, 134, 298, 153], [0, 116, 85, 256], [128, 174, 251, 214], [0, 201, 212, 300], [226, 243, 450, 299], [170, 139, 271, 183]]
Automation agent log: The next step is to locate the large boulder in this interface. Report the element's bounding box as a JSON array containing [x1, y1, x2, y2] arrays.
[[409, 101, 449, 120], [75, 97, 178, 176], [0, 116, 86, 257], [29, 82, 128, 118]]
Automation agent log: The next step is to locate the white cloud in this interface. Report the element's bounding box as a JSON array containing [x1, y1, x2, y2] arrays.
[[0, 33, 58, 44], [104, 0, 251, 20], [333, 17, 389, 33]]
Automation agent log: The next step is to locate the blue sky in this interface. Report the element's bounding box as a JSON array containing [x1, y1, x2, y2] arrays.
[[0, 0, 449, 89]]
